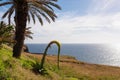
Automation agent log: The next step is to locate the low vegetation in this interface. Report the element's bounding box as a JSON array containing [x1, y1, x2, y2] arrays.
[[0, 21, 14, 45], [1, 45, 120, 80]]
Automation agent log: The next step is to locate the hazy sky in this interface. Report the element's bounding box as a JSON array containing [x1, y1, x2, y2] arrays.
[[1, 0, 120, 43]]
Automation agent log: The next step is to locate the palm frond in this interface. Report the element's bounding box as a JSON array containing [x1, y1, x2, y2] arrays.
[[26, 27, 32, 30], [25, 35, 33, 39], [8, 5, 14, 25], [30, 6, 51, 23], [24, 27, 33, 39], [35, 13, 43, 25], [29, 10, 36, 23], [27, 13, 31, 23], [44, 4, 54, 11], [2, 5, 14, 18], [32, 1, 57, 21], [45, 0, 58, 1], [47, 2, 61, 10], [0, 2, 13, 6]]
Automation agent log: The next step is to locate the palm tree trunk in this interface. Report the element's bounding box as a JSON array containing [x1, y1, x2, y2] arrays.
[[13, 1, 28, 58]]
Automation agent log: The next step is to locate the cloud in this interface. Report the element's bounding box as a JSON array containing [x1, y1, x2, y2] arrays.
[[1, 0, 120, 43], [87, 0, 120, 14], [25, 11, 120, 43]]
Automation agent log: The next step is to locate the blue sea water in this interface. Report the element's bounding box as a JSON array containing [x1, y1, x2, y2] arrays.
[[26, 44, 120, 67]]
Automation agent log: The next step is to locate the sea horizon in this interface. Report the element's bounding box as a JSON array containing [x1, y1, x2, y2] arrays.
[[26, 43, 120, 67]]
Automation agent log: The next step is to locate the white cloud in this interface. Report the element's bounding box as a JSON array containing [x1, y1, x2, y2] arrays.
[[87, 0, 120, 14], [26, 11, 120, 43]]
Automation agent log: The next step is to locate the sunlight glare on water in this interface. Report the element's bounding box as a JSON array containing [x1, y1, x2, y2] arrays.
[[106, 44, 120, 66], [112, 44, 120, 51]]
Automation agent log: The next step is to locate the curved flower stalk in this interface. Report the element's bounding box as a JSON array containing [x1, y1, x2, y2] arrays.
[[39, 40, 61, 73]]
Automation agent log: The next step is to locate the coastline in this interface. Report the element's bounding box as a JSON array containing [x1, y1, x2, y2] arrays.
[[27, 44, 120, 67], [28, 52, 120, 68], [1, 46, 120, 80]]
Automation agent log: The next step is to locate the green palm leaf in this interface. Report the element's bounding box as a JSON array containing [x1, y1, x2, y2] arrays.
[[0, 0, 61, 25]]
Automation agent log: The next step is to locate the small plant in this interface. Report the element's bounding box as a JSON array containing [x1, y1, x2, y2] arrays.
[[39, 40, 61, 74], [33, 61, 48, 75], [0, 21, 14, 46]]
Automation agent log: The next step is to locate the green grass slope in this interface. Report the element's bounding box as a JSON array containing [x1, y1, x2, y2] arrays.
[[1, 45, 120, 80]]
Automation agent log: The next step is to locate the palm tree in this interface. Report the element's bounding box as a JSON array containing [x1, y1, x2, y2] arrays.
[[0, 21, 14, 45], [0, 0, 61, 58]]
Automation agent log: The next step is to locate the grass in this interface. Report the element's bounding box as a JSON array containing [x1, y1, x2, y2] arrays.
[[1, 45, 120, 80]]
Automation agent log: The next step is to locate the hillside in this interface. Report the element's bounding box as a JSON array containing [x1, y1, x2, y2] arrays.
[[1, 45, 120, 80]]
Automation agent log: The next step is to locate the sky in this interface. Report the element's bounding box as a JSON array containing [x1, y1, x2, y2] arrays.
[[1, 0, 120, 44]]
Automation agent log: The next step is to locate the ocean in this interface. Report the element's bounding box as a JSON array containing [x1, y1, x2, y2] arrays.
[[26, 44, 120, 67]]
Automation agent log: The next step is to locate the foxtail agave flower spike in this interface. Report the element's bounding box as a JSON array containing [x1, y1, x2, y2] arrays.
[[39, 40, 61, 73]]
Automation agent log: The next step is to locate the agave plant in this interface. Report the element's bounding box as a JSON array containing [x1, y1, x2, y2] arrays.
[[39, 40, 61, 73]]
